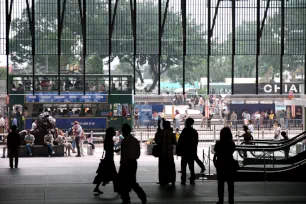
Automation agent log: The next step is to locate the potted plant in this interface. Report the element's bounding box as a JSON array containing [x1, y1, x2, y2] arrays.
[[145, 138, 156, 155]]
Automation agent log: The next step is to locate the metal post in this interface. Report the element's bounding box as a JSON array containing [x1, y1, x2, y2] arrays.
[[208, 146, 211, 175], [213, 130, 216, 143], [262, 129, 264, 139], [264, 150, 267, 182], [140, 131, 143, 144]]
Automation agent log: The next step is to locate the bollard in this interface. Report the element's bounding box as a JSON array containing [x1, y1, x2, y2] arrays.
[[208, 146, 211, 176], [140, 132, 143, 144], [213, 130, 216, 143], [262, 130, 264, 139], [237, 130, 240, 144]]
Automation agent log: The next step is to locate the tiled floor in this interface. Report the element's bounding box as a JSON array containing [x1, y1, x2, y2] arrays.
[[0, 149, 305, 204]]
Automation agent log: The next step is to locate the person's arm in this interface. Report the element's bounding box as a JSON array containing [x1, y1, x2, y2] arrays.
[[44, 136, 48, 144]]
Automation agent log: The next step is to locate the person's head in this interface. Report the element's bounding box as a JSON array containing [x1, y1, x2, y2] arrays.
[[176, 128, 179, 133], [248, 120, 252, 124], [270, 110, 273, 113], [243, 125, 249, 132], [282, 110, 285, 112], [48, 130, 52, 135], [153, 110, 156, 113], [135, 108, 138, 112], [232, 111, 235, 114], [185, 118, 194, 127], [281, 131, 287, 137], [27, 130, 31, 135], [116, 130, 121, 136], [185, 109, 188, 113], [11, 125, 17, 132], [163, 121, 171, 129], [105, 127, 115, 142], [220, 127, 233, 141], [74, 121, 79, 126], [121, 123, 132, 137]]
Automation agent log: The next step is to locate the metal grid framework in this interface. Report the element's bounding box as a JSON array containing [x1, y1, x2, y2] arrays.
[[0, 0, 305, 95]]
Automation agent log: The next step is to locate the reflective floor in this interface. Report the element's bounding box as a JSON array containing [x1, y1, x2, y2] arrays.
[[0, 148, 305, 204]]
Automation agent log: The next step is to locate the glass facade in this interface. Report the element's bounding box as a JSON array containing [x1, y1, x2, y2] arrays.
[[0, 0, 305, 96]]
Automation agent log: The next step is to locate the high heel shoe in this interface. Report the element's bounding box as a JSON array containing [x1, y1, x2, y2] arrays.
[[93, 188, 103, 195]]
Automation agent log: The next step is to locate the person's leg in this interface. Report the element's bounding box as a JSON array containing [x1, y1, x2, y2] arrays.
[[80, 140, 84, 156], [14, 148, 19, 168], [227, 180, 234, 204], [195, 155, 205, 173], [8, 149, 13, 168], [89, 142, 95, 150], [187, 158, 195, 184], [75, 137, 81, 156], [2, 146, 6, 158], [26, 144, 32, 155], [72, 140, 76, 151], [47, 144, 55, 154], [217, 178, 225, 203], [133, 182, 147, 203], [180, 157, 188, 184]]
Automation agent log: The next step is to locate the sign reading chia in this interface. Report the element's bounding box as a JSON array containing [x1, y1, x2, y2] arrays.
[[234, 83, 303, 94]]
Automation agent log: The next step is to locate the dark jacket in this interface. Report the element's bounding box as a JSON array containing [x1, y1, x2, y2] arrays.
[[176, 127, 198, 158], [7, 131, 21, 148], [155, 129, 177, 158]]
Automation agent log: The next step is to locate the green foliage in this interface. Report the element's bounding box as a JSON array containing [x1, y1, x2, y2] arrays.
[[0, 68, 7, 80]]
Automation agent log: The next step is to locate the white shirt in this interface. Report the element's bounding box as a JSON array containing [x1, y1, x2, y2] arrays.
[[31, 122, 37, 130], [74, 124, 82, 137], [248, 124, 254, 134], [175, 114, 180, 120], [0, 117, 5, 127], [255, 113, 260, 120]]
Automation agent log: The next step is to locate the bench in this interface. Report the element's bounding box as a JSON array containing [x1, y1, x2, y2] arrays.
[[19, 145, 65, 157]]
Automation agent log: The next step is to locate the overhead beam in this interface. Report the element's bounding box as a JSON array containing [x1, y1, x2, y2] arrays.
[[160, 0, 170, 37], [210, 0, 221, 37], [259, 0, 271, 38], [110, 0, 120, 39]]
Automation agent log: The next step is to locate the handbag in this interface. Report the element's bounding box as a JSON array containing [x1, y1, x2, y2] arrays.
[[152, 144, 161, 157]]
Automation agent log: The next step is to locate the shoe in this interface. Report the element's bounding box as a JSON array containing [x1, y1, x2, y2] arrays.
[[52, 151, 55, 154], [1, 156, 5, 158], [180, 182, 186, 185], [93, 188, 103, 195], [141, 197, 147, 204], [178, 170, 182, 173], [190, 181, 195, 185], [68, 154, 71, 156], [29, 153, 32, 156], [15, 166, 18, 168], [48, 155, 51, 157], [76, 155, 81, 157], [10, 166, 13, 169]]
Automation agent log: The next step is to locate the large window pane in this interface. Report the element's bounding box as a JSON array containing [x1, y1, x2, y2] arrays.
[[0, 55, 6, 94], [234, 55, 256, 94], [283, 55, 304, 95], [258, 55, 280, 94], [0, 1, 5, 55], [210, 55, 231, 94]]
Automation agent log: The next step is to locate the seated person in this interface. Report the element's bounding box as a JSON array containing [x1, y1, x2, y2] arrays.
[[55, 132, 72, 156], [44, 131, 55, 156], [24, 130, 35, 156]]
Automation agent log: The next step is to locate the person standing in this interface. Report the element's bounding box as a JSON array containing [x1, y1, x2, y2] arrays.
[[222, 109, 228, 127], [134, 108, 140, 129], [213, 127, 236, 204], [119, 124, 146, 204], [269, 110, 275, 127], [255, 111, 260, 128], [296, 108, 302, 127], [154, 121, 177, 187], [285, 107, 291, 129], [44, 130, 55, 156], [198, 96, 204, 114], [24, 130, 35, 156], [1, 129, 9, 158], [7, 125, 21, 168], [247, 120, 254, 135], [201, 109, 206, 128], [74, 121, 83, 157], [273, 123, 281, 140], [152, 110, 158, 128], [279, 110, 285, 128], [230, 111, 237, 129], [174, 110, 180, 129], [176, 118, 198, 185], [0, 114, 5, 133]]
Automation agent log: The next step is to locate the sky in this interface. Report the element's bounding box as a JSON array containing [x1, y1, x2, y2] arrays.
[[0, 0, 278, 66]]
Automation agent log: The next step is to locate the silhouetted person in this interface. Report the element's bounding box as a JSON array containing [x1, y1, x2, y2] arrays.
[[281, 131, 289, 159], [7, 125, 21, 168], [119, 124, 147, 204], [176, 118, 198, 185], [154, 120, 177, 187], [237, 125, 253, 158], [213, 127, 236, 204], [93, 127, 119, 195]]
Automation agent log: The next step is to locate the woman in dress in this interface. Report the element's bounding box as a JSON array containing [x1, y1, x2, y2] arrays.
[[154, 120, 177, 187], [93, 127, 119, 194], [213, 127, 236, 204]]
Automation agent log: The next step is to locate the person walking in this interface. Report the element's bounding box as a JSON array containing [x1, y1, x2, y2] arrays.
[[93, 127, 119, 195], [174, 110, 180, 129], [236, 126, 253, 158], [0, 114, 5, 133], [198, 96, 204, 114], [176, 118, 198, 185], [73, 121, 82, 157], [154, 121, 177, 187], [119, 124, 147, 204], [213, 127, 236, 204], [230, 111, 237, 129], [7, 125, 21, 168]]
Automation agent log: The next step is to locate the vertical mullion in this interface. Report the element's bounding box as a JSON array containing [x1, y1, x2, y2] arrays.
[[5, 0, 9, 96], [256, 0, 260, 95], [280, 0, 284, 95], [108, 0, 111, 95], [83, 0, 86, 95], [57, 0, 61, 95], [207, 0, 211, 95], [158, 0, 161, 95], [32, 0, 35, 96], [133, 0, 136, 95], [232, 0, 235, 95]]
